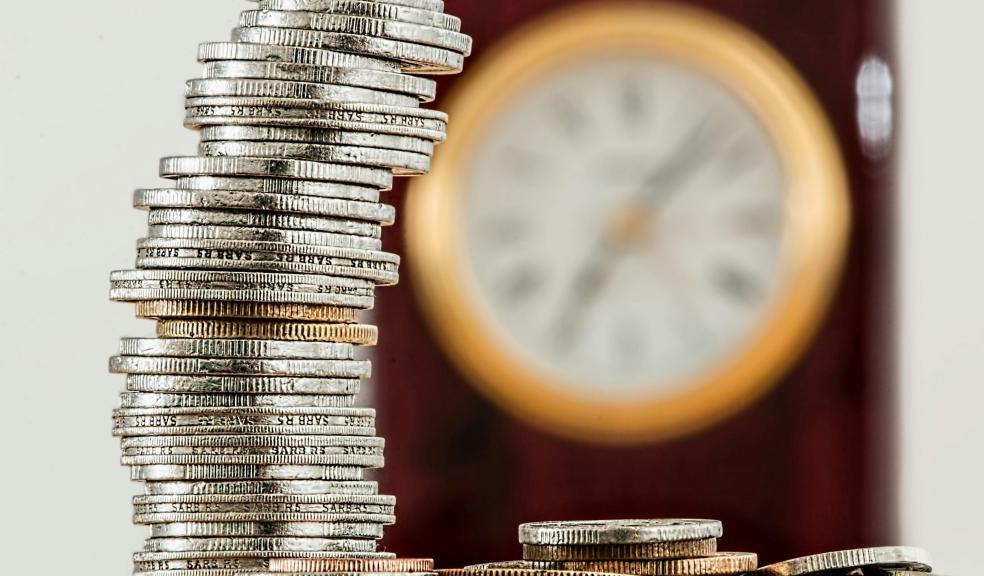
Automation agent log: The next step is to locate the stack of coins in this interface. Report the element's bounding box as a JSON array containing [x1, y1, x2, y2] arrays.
[[108, 0, 470, 574], [453, 519, 757, 576], [755, 547, 936, 576]]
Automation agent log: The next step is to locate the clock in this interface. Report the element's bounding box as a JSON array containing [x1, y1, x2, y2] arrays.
[[406, 3, 850, 444]]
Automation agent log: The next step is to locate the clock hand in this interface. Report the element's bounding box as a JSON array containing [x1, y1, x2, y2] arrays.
[[549, 116, 713, 353]]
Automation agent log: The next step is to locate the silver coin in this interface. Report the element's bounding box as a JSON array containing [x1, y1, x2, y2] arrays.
[[200, 60, 436, 100], [159, 156, 393, 189], [134, 510, 395, 525], [232, 27, 463, 74], [755, 547, 933, 576], [132, 555, 274, 571], [114, 405, 373, 424], [247, 0, 447, 12], [197, 41, 401, 71], [136, 239, 400, 286], [142, 479, 378, 496], [519, 519, 725, 546], [131, 464, 368, 481], [133, 550, 394, 564], [239, 11, 472, 55], [135, 255, 398, 286], [109, 269, 375, 308], [198, 126, 435, 155], [146, 225, 382, 251], [137, 238, 397, 265], [146, 208, 383, 237], [126, 374, 360, 395], [258, 0, 461, 31], [184, 102, 447, 141], [200, 140, 431, 175], [110, 355, 372, 378], [143, 536, 377, 553], [148, 521, 386, 538], [123, 434, 382, 449], [173, 174, 380, 201], [118, 338, 355, 360], [123, 444, 384, 461], [120, 392, 356, 409], [136, 189, 396, 223], [187, 77, 418, 107]]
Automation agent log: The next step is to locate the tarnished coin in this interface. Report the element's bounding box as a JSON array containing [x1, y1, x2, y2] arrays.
[[125, 374, 360, 395], [522, 539, 718, 561], [269, 557, 435, 572], [121, 434, 383, 450], [143, 480, 378, 496], [530, 553, 758, 575], [149, 521, 385, 538], [449, 563, 621, 576], [130, 464, 368, 482], [143, 536, 377, 553], [754, 547, 933, 576], [119, 392, 356, 409], [156, 319, 378, 345], [118, 338, 355, 360], [519, 520, 724, 546], [134, 300, 361, 322], [246, 0, 447, 13], [134, 511, 395, 526]]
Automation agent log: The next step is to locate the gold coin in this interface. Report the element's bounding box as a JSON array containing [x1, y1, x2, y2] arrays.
[[523, 539, 718, 561], [135, 300, 360, 323], [271, 558, 435, 573], [157, 319, 378, 345], [535, 552, 758, 576]]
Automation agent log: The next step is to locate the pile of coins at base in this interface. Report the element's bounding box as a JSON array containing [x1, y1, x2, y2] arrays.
[[444, 519, 940, 576], [108, 0, 469, 574]]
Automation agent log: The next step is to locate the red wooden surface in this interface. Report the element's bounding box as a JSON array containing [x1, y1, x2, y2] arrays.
[[376, 0, 896, 567]]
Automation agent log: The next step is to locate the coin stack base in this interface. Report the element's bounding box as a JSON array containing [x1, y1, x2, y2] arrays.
[[109, 0, 470, 572]]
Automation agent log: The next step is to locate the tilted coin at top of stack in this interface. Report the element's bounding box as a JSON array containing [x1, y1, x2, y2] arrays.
[[108, 0, 469, 573]]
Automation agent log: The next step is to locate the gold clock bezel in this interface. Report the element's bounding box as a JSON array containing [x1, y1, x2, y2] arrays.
[[406, 3, 850, 445]]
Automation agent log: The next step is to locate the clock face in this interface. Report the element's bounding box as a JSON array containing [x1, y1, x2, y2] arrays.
[[463, 55, 787, 397], [408, 4, 849, 443]]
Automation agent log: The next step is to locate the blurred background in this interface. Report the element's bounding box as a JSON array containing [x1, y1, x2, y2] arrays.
[[0, 0, 981, 574]]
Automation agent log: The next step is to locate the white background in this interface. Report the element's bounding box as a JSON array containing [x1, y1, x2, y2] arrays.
[[0, 1, 980, 574]]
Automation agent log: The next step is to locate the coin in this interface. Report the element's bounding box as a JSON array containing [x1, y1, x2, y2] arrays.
[[530, 553, 758, 575], [159, 156, 394, 189], [118, 338, 355, 360], [125, 374, 360, 395], [754, 547, 933, 576], [197, 41, 402, 71], [522, 539, 718, 561], [198, 126, 435, 155], [119, 392, 357, 408], [134, 300, 361, 322], [199, 140, 431, 174], [156, 319, 378, 345], [143, 537, 377, 553], [134, 189, 396, 221], [109, 356, 373, 378], [174, 174, 382, 201], [519, 520, 725, 546], [130, 464, 367, 482], [269, 557, 435, 572], [148, 521, 386, 538], [146, 208, 383, 236], [142, 480, 378, 496], [258, 0, 461, 31]]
